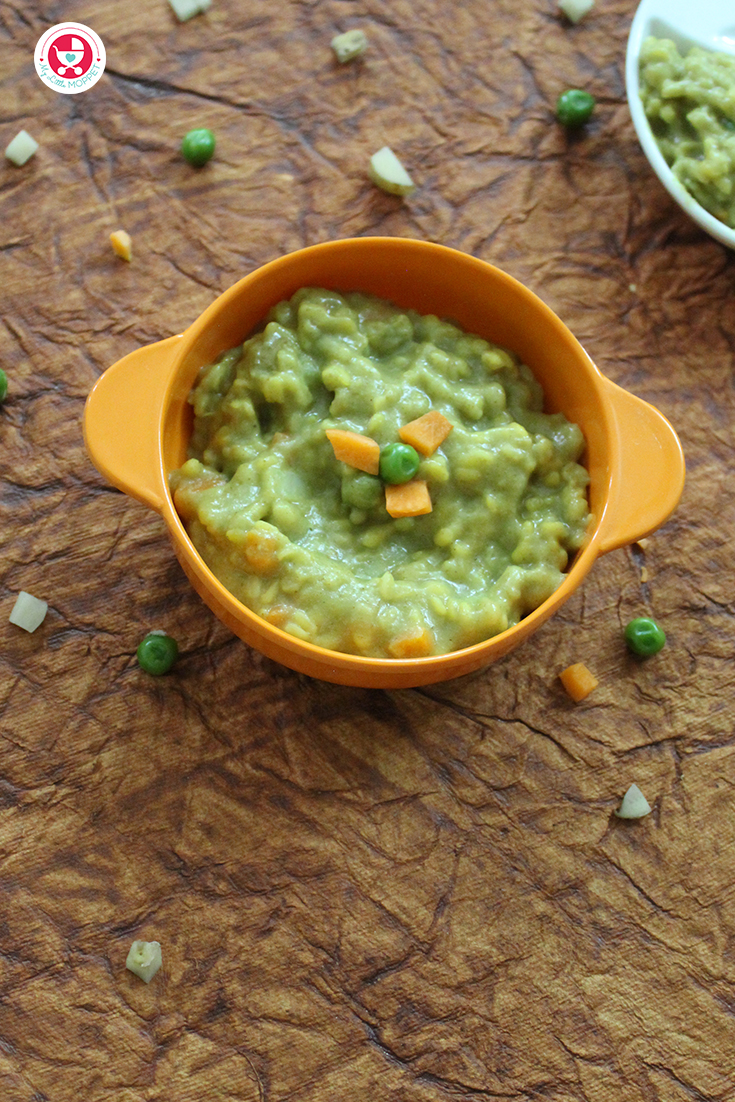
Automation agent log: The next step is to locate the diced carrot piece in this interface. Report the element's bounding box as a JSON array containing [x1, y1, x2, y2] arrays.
[[399, 410, 453, 456], [384, 479, 432, 518], [263, 604, 292, 627], [325, 429, 380, 475], [388, 627, 435, 659], [243, 529, 281, 575], [173, 474, 225, 521], [559, 662, 598, 702], [110, 229, 132, 261]]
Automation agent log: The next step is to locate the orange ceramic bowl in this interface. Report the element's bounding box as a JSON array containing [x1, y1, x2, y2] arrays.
[[84, 238, 684, 687]]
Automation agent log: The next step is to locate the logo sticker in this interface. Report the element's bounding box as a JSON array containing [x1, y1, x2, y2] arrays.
[[34, 22, 106, 95]]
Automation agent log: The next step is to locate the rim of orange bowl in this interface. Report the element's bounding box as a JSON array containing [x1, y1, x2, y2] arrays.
[[157, 237, 612, 674]]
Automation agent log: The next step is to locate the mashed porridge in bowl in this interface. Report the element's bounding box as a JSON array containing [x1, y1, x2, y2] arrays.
[[170, 288, 591, 661], [626, 0, 735, 248]]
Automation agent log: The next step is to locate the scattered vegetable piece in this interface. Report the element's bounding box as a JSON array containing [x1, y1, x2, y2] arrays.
[[263, 604, 292, 628], [615, 783, 652, 820], [172, 471, 226, 521], [399, 410, 453, 457], [369, 146, 415, 197], [624, 617, 666, 657], [559, 662, 598, 702], [379, 441, 420, 485], [137, 632, 178, 675], [242, 528, 281, 575], [110, 229, 133, 262], [126, 940, 162, 983], [326, 428, 380, 476], [331, 29, 368, 63], [4, 130, 38, 166], [9, 591, 48, 633], [385, 479, 432, 518], [556, 89, 596, 128], [0, 369, 7, 404], [558, 0, 594, 24], [181, 127, 216, 167], [388, 627, 434, 659], [168, 0, 211, 22]]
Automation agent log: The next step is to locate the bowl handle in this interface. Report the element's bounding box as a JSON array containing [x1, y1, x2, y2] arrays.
[[596, 377, 685, 554], [83, 335, 183, 515]]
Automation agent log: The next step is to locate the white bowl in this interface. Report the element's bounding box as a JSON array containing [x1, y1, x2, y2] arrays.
[[625, 0, 735, 251]]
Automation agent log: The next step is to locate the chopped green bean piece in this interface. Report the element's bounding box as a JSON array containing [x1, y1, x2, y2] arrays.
[[331, 29, 368, 63], [126, 940, 162, 983]]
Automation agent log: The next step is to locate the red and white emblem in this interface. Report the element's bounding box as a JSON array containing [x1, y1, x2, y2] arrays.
[[35, 23, 106, 95]]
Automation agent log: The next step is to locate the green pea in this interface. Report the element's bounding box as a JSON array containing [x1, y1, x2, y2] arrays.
[[0, 369, 7, 404], [137, 632, 179, 675], [342, 473, 382, 510], [379, 442, 420, 485], [624, 617, 666, 657], [556, 89, 596, 128], [181, 128, 216, 167]]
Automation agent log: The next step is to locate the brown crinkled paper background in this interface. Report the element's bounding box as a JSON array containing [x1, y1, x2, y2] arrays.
[[1, 1, 735, 1099]]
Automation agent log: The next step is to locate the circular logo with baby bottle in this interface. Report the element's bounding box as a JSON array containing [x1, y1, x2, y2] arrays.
[[34, 23, 106, 95]]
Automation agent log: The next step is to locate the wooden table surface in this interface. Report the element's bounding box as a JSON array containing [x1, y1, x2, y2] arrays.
[[2, 2, 735, 1099]]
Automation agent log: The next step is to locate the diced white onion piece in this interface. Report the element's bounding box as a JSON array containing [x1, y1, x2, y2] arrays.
[[558, 0, 594, 24], [4, 130, 39, 167], [9, 591, 48, 633], [331, 30, 368, 63], [168, 0, 211, 22], [369, 146, 415, 197], [126, 940, 162, 983], [615, 783, 652, 819]]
